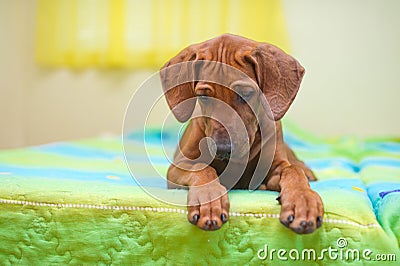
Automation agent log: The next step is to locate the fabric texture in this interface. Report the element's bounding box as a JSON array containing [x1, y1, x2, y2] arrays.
[[0, 121, 399, 264]]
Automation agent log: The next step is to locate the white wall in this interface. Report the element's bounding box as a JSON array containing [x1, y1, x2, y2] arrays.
[[0, 0, 27, 148], [283, 0, 400, 137], [0, 0, 399, 149], [0, 1, 154, 149]]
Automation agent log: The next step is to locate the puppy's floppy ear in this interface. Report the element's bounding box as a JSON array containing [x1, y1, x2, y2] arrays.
[[160, 47, 198, 122], [246, 44, 305, 121]]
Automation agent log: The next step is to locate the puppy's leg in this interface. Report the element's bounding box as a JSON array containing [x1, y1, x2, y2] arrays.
[[265, 122, 323, 234], [168, 163, 229, 231], [277, 164, 323, 234], [285, 143, 317, 181], [167, 120, 229, 230]]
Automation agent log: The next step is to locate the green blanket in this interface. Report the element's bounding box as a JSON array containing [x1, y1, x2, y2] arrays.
[[0, 121, 399, 265]]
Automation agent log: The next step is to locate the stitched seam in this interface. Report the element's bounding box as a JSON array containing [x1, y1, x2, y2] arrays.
[[0, 198, 380, 228]]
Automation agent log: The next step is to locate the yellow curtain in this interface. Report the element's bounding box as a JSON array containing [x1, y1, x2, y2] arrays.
[[35, 0, 290, 69]]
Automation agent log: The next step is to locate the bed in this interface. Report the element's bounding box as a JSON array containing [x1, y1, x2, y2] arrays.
[[0, 121, 399, 265]]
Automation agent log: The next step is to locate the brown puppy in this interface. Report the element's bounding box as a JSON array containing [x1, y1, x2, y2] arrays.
[[160, 34, 323, 234]]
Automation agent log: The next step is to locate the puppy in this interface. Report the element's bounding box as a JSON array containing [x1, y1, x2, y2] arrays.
[[160, 34, 323, 234]]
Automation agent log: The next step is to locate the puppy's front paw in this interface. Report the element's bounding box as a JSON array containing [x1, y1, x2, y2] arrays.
[[278, 188, 324, 234], [187, 181, 230, 231]]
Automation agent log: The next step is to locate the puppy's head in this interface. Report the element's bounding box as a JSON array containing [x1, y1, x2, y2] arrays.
[[161, 34, 305, 160]]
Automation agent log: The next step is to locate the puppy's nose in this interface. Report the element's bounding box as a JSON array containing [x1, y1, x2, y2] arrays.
[[216, 144, 231, 159], [216, 144, 231, 154]]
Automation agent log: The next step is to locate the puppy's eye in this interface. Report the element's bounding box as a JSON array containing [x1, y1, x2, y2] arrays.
[[242, 91, 254, 99], [237, 90, 255, 103]]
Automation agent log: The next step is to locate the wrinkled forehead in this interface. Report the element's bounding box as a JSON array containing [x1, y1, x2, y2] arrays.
[[193, 60, 258, 90], [160, 59, 259, 99]]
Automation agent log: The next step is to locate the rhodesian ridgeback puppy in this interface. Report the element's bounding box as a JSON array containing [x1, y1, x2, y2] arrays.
[[160, 34, 323, 234]]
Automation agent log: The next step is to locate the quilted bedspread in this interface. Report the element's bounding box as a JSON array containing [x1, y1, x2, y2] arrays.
[[0, 121, 399, 265]]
